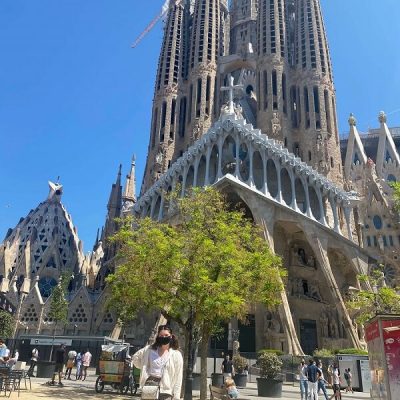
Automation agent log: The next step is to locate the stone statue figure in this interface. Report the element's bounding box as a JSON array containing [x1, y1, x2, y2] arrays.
[[307, 282, 322, 302], [234, 103, 243, 119], [297, 248, 307, 265], [329, 317, 338, 338], [320, 313, 329, 337], [271, 112, 281, 136], [307, 255, 316, 269]]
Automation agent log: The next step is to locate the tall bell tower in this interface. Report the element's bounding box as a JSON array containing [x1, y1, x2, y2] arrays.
[[292, 0, 342, 184]]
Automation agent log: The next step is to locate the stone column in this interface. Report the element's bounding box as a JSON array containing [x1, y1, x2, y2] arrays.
[[259, 216, 304, 356], [303, 231, 362, 348]]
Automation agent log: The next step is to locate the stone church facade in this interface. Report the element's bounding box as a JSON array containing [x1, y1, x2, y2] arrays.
[[1, 0, 399, 355]]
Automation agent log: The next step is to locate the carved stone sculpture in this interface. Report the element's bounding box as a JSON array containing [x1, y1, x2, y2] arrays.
[[320, 313, 329, 337]]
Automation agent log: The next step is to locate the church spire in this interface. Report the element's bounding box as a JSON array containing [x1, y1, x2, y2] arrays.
[[376, 111, 400, 178], [104, 164, 122, 240], [292, 0, 342, 185], [141, 0, 186, 193], [123, 155, 136, 203], [344, 113, 367, 180]]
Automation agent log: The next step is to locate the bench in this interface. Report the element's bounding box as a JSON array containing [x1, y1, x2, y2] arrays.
[[209, 385, 231, 400]]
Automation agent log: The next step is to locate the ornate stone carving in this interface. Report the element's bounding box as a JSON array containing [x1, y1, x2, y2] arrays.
[[378, 111, 387, 124], [134, 116, 359, 224], [264, 311, 282, 335], [271, 112, 281, 137], [348, 113, 357, 126], [320, 313, 329, 337]]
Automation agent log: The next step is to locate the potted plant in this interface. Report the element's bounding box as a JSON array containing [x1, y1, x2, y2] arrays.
[[256, 351, 283, 397], [232, 354, 248, 387]]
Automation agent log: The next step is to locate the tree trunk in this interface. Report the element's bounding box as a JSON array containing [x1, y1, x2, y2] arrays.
[[181, 328, 190, 397], [199, 333, 210, 400], [49, 323, 57, 361], [184, 316, 195, 400]]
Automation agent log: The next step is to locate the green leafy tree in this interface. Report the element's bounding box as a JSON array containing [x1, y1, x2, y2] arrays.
[[0, 309, 15, 339], [107, 187, 284, 400], [391, 182, 400, 212], [346, 267, 400, 325], [48, 272, 71, 360]]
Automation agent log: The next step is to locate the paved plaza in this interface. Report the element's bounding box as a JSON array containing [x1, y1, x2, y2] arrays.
[[9, 369, 371, 400]]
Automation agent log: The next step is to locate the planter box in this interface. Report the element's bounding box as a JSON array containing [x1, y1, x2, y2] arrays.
[[233, 373, 247, 387], [257, 377, 283, 397], [192, 373, 200, 391], [36, 361, 56, 378], [211, 373, 224, 387]]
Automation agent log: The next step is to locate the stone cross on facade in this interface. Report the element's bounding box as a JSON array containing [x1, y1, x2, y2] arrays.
[[221, 74, 243, 114]]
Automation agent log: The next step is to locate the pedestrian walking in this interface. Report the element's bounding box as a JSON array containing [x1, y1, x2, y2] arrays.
[[221, 355, 235, 379], [65, 348, 77, 379], [317, 361, 329, 400], [307, 359, 320, 400], [81, 349, 92, 381], [27, 348, 39, 377], [132, 324, 183, 400], [329, 363, 341, 400], [299, 360, 309, 400]]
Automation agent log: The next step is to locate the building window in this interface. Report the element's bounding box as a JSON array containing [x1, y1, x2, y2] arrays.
[[304, 87, 310, 128], [272, 70, 278, 110], [178, 97, 187, 138], [366, 236, 371, 247], [373, 215, 383, 230], [313, 86, 321, 129]]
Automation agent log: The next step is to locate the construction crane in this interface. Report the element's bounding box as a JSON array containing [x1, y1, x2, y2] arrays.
[[131, 0, 170, 48]]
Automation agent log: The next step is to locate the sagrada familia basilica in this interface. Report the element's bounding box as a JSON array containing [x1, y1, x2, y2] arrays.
[[1, 0, 399, 356]]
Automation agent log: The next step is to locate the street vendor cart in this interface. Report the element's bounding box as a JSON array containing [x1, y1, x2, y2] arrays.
[[95, 343, 138, 395]]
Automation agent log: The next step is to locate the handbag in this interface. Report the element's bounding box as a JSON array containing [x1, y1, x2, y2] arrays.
[[141, 384, 160, 400]]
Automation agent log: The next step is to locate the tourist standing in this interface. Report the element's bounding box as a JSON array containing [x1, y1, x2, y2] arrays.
[[75, 350, 83, 380], [49, 344, 66, 386], [132, 324, 183, 400], [81, 349, 92, 381], [27, 348, 39, 377], [307, 359, 320, 400], [221, 355, 235, 378], [65, 348, 77, 379], [299, 360, 309, 400], [344, 368, 353, 393]]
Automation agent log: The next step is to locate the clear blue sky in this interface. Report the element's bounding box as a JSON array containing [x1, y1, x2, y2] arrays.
[[1, 0, 399, 251]]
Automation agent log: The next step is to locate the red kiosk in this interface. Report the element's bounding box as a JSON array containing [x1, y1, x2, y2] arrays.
[[365, 315, 400, 400]]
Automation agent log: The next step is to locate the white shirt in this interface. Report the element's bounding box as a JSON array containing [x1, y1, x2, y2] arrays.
[[148, 349, 170, 378], [31, 349, 38, 361], [333, 368, 340, 385], [299, 365, 308, 381], [82, 351, 92, 367], [68, 350, 77, 360], [133, 345, 183, 400]]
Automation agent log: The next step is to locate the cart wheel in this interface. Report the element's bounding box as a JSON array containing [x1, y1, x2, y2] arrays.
[[120, 377, 129, 395], [95, 376, 105, 393], [129, 376, 138, 396]]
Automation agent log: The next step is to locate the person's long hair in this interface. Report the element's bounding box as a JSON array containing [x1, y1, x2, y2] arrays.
[[151, 325, 179, 350]]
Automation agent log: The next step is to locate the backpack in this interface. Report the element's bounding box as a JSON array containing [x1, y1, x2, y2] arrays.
[[344, 371, 349, 380]]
